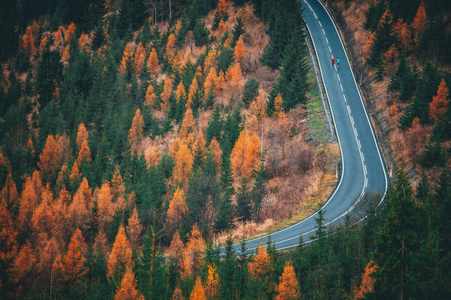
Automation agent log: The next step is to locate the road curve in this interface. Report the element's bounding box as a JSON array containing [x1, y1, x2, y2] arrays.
[[229, 0, 388, 253]]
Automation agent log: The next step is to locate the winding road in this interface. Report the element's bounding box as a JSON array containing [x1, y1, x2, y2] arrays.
[[231, 0, 388, 253]]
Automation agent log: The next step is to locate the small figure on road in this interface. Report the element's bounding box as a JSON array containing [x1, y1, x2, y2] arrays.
[[331, 57, 335, 67], [337, 58, 340, 69]]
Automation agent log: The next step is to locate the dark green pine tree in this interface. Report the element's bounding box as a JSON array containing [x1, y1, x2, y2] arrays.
[[370, 166, 421, 299], [220, 154, 235, 198], [236, 177, 252, 221], [193, 19, 210, 47], [91, 23, 105, 51], [252, 160, 267, 222], [367, 10, 395, 70], [261, 12, 290, 69], [35, 35, 63, 107], [219, 237, 238, 299], [214, 192, 234, 232], [387, 53, 416, 103], [231, 16, 245, 47], [221, 108, 243, 157], [206, 106, 223, 144], [364, 0, 387, 32]]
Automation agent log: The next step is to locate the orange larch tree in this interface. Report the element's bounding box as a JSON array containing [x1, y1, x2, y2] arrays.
[[176, 81, 187, 103], [76, 123, 89, 150], [147, 48, 160, 76], [179, 108, 195, 137], [225, 62, 243, 91], [18, 176, 39, 233], [133, 42, 146, 75], [119, 43, 134, 75], [204, 67, 217, 100], [230, 128, 261, 178], [70, 161, 82, 185], [76, 140, 92, 165], [51, 189, 69, 242], [107, 225, 133, 280], [209, 137, 222, 170], [234, 36, 246, 63], [190, 276, 206, 300], [55, 133, 72, 168], [22, 25, 36, 58], [38, 135, 57, 180], [354, 261, 377, 299], [205, 264, 220, 299], [248, 244, 270, 279], [31, 187, 55, 236], [0, 171, 19, 210], [38, 235, 62, 294], [114, 266, 145, 300], [93, 228, 110, 256], [173, 140, 194, 184], [161, 77, 173, 110], [166, 33, 177, 61], [10, 241, 35, 289], [68, 178, 92, 231], [182, 223, 205, 277], [168, 231, 185, 268], [167, 188, 188, 229], [203, 50, 217, 75], [145, 84, 157, 108], [275, 262, 301, 300], [0, 204, 18, 273], [126, 206, 143, 253], [65, 23, 76, 43], [96, 181, 115, 230], [172, 286, 186, 300], [187, 77, 199, 109], [61, 229, 88, 285], [412, 2, 428, 46], [429, 78, 449, 122], [128, 108, 145, 147], [393, 19, 412, 53]]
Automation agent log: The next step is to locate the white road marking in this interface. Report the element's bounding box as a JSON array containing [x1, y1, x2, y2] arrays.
[[322, 29, 326, 35], [325, 37, 329, 44], [347, 105, 350, 114], [314, 12, 318, 19], [337, 74, 340, 81], [343, 94, 347, 102], [357, 139, 361, 149], [328, 46, 331, 52], [340, 84, 343, 91], [350, 116, 354, 126], [318, 21, 322, 27]]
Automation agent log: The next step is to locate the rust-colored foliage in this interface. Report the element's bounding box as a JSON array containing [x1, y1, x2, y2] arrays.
[[134, 42, 146, 75], [225, 62, 243, 91], [0, 171, 19, 210], [205, 264, 220, 299], [97, 181, 115, 230], [119, 43, 133, 75], [76, 123, 89, 150], [234, 36, 246, 63], [173, 140, 194, 184], [176, 81, 187, 102], [111, 168, 126, 203], [389, 103, 398, 116], [31, 187, 54, 235], [248, 244, 270, 279], [187, 77, 199, 109], [107, 225, 133, 279], [275, 262, 301, 300], [61, 229, 88, 284], [217, 0, 227, 16], [209, 137, 222, 170], [76, 140, 92, 165], [429, 78, 449, 122], [161, 77, 173, 110], [126, 206, 143, 252], [230, 128, 261, 178], [78, 32, 91, 49], [65, 23, 76, 43], [172, 286, 186, 300], [22, 26, 36, 58], [68, 177, 92, 231], [38, 235, 62, 288], [70, 161, 82, 184], [18, 175, 40, 232], [166, 33, 177, 61], [204, 67, 217, 99], [10, 241, 35, 285], [145, 145, 161, 167], [38, 135, 57, 179], [354, 261, 377, 299], [180, 108, 195, 137], [190, 276, 206, 300], [145, 84, 157, 108], [194, 132, 206, 155], [167, 188, 188, 228], [61, 45, 70, 63], [128, 108, 145, 146], [114, 266, 145, 300], [147, 48, 160, 76], [393, 19, 412, 52], [203, 50, 217, 74], [412, 2, 428, 46], [172, 52, 183, 74], [182, 224, 205, 277], [93, 228, 110, 256], [51, 189, 69, 241], [168, 231, 185, 268]]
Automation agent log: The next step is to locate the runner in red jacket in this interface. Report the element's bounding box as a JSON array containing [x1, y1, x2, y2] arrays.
[[331, 57, 335, 67]]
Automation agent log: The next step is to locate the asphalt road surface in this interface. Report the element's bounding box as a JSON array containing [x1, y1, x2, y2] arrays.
[[227, 0, 388, 254]]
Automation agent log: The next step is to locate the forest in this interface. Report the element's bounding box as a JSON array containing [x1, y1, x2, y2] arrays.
[[0, 0, 450, 299]]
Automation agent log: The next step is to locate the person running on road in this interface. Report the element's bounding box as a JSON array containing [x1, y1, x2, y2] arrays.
[[337, 58, 340, 69], [331, 57, 335, 67]]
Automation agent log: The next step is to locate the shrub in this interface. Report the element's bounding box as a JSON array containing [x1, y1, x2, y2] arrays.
[[242, 78, 259, 107], [193, 20, 210, 47]]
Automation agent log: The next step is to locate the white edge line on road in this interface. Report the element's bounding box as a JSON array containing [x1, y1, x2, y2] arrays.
[[313, 0, 388, 204]]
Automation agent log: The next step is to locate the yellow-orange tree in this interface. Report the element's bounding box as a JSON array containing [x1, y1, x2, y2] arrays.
[[230, 128, 261, 178]]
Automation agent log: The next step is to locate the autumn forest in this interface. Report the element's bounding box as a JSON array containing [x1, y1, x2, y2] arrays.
[[0, 0, 450, 299]]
